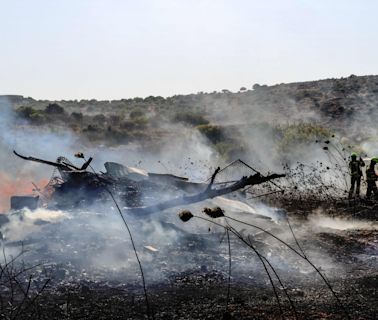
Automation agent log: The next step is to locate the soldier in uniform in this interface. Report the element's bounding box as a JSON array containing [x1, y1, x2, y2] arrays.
[[348, 152, 365, 198], [366, 157, 378, 200]]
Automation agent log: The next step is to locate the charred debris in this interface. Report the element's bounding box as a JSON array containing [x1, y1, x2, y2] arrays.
[[1, 149, 370, 320], [11, 150, 284, 215]]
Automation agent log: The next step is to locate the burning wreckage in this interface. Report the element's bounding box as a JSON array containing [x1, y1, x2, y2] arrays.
[[11, 150, 284, 215], [3, 153, 367, 319]]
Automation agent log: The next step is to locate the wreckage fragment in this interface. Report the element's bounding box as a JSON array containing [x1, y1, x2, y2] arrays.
[[129, 171, 285, 216], [10, 195, 39, 210], [11, 150, 285, 215], [143, 245, 159, 253]]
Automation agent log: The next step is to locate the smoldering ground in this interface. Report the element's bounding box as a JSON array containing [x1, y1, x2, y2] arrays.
[[1, 90, 378, 319], [0, 204, 376, 320], [3, 198, 376, 284]]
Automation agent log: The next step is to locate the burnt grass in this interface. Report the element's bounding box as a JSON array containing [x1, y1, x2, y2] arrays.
[[27, 271, 377, 320], [2, 199, 376, 320]]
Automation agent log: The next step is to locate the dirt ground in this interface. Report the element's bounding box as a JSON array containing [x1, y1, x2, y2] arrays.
[[1, 200, 377, 320], [27, 271, 377, 320]]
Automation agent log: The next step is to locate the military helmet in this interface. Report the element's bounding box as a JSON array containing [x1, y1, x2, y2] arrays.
[[371, 157, 378, 163], [351, 152, 357, 158]]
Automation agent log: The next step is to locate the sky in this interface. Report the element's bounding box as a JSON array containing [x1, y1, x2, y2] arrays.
[[0, 0, 377, 100]]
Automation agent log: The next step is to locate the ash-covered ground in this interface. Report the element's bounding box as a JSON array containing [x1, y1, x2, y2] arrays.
[[0, 198, 377, 320]]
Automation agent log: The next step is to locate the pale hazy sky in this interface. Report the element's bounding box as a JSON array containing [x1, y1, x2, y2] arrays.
[[1, 0, 377, 100]]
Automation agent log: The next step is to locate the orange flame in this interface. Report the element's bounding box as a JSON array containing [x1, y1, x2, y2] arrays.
[[0, 172, 48, 212]]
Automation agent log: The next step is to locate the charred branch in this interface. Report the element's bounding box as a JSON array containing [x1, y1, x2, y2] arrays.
[[13, 150, 79, 171], [127, 171, 285, 216]]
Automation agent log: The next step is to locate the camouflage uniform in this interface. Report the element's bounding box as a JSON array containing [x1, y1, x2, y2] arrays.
[[348, 158, 364, 198]]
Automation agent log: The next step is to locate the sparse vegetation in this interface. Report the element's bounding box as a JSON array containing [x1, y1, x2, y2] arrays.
[[173, 111, 209, 126], [277, 123, 331, 153], [7, 74, 378, 158]]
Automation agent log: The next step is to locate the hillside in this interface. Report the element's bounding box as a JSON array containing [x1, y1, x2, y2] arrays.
[[2, 74, 378, 159]]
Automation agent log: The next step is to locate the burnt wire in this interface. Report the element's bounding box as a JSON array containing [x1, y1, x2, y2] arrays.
[[224, 215, 351, 320], [84, 158, 152, 319], [196, 215, 350, 319], [244, 235, 285, 320], [259, 254, 299, 320], [204, 160, 243, 182], [190, 166, 348, 319], [226, 228, 232, 311], [286, 216, 307, 259], [328, 141, 349, 167], [197, 217, 285, 319], [226, 221, 298, 320], [323, 149, 348, 190]]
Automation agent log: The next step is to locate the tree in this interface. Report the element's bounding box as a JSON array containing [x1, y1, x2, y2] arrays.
[[16, 106, 46, 124], [93, 114, 107, 124], [71, 112, 83, 122], [45, 103, 65, 114], [16, 106, 36, 118], [196, 124, 224, 143], [174, 112, 209, 126], [109, 114, 121, 126], [130, 109, 145, 119]]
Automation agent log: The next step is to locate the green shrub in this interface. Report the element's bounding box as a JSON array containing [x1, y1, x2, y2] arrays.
[[45, 103, 65, 114], [84, 124, 99, 132], [29, 111, 46, 124], [277, 123, 331, 152], [130, 109, 145, 119], [120, 120, 136, 130], [93, 114, 107, 125], [215, 142, 245, 160], [108, 114, 122, 126], [16, 106, 46, 124], [121, 116, 148, 129], [174, 112, 209, 126], [16, 106, 36, 118], [196, 124, 224, 143], [105, 128, 130, 144], [70, 112, 83, 122]]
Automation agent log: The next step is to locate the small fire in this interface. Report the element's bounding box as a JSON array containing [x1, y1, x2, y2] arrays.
[[0, 172, 48, 212]]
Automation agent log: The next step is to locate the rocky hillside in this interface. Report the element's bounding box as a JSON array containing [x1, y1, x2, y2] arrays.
[[2, 74, 378, 157]]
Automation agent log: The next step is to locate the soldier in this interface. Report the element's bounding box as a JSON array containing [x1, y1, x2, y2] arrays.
[[366, 157, 378, 200], [348, 152, 365, 198]]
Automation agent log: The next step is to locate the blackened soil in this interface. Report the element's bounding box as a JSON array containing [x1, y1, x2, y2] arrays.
[[12, 270, 377, 320]]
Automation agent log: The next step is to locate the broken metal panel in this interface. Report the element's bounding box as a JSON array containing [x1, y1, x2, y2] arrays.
[[104, 162, 149, 181], [12, 150, 284, 212], [10, 195, 39, 210]]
